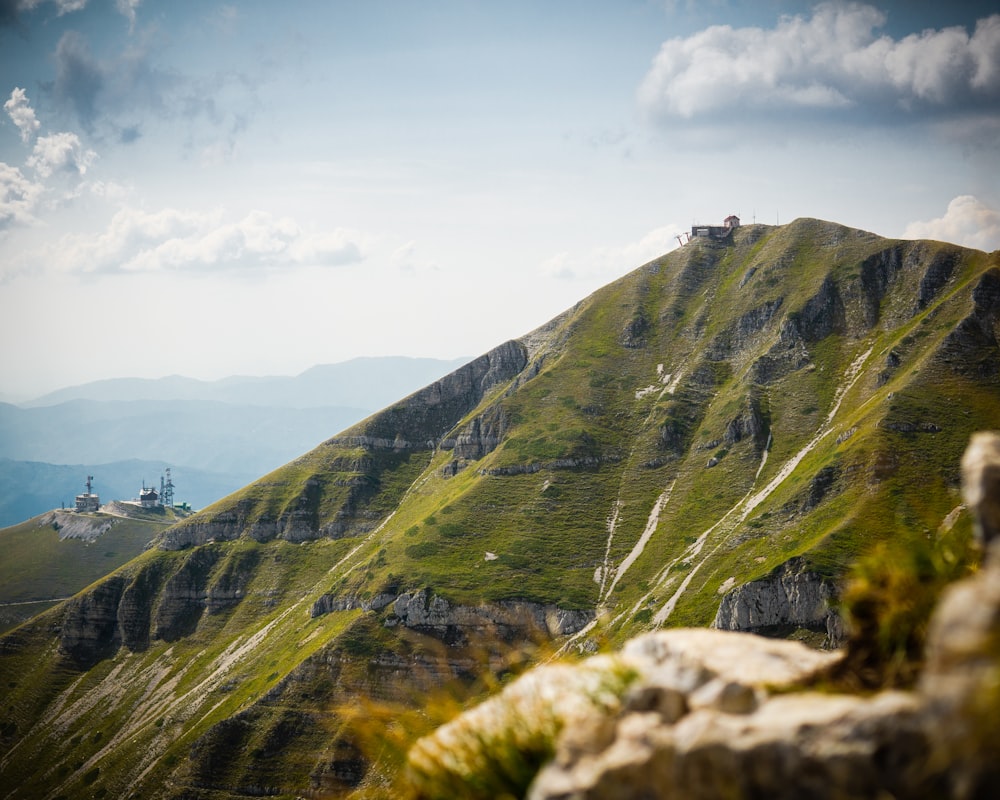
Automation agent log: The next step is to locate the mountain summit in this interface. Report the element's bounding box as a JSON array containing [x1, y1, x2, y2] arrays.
[[2, 218, 998, 798]]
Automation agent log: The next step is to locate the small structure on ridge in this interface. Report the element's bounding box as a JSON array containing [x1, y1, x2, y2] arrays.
[[691, 214, 740, 240], [74, 476, 100, 512], [139, 483, 160, 509]]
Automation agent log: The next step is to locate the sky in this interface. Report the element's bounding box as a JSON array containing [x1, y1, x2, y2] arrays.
[[1, 0, 999, 400]]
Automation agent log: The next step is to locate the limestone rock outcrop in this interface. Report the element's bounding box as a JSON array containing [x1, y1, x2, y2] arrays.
[[390, 589, 593, 645], [59, 576, 126, 669], [962, 431, 1000, 547], [712, 556, 838, 640]]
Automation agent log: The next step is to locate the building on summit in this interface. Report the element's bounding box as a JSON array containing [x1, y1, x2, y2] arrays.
[[691, 214, 740, 240], [139, 483, 160, 508], [138, 469, 176, 509], [75, 476, 100, 512]]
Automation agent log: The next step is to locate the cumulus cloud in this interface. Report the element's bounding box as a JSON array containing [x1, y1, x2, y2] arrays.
[[639, 3, 1000, 122], [0, 86, 97, 230], [0, 162, 43, 229], [43, 28, 254, 160], [26, 131, 96, 177], [902, 196, 1000, 252], [4, 87, 40, 142], [55, 207, 365, 274]]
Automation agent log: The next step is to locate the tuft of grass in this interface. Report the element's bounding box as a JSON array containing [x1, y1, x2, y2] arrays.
[[830, 521, 978, 689], [401, 656, 637, 800], [333, 632, 567, 800]]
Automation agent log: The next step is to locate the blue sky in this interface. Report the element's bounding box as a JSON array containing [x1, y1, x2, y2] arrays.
[[1, 0, 998, 398]]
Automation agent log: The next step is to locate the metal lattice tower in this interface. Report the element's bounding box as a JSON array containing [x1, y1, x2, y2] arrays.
[[162, 468, 174, 508]]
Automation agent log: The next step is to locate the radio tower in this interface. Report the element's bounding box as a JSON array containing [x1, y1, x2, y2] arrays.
[[162, 468, 175, 508]]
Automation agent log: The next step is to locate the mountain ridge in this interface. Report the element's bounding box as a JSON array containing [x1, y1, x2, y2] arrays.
[[2, 218, 998, 799], [21, 356, 472, 409]]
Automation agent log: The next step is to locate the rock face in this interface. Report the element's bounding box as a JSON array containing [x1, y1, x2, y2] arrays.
[[722, 393, 770, 452], [159, 340, 529, 550], [390, 589, 593, 645], [939, 268, 1000, 377], [712, 556, 838, 640], [59, 545, 246, 662], [59, 576, 126, 669], [312, 588, 593, 646], [357, 339, 528, 446], [154, 547, 221, 641], [445, 406, 511, 461], [117, 560, 167, 652]]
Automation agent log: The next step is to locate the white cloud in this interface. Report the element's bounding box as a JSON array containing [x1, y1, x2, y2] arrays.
[[55, 0, 86, 13], [638, 3, 1000, 121], [0, 162, 43, 229], [53, 206, 366, 274], [4, 88, 40, 143], [902, 196, 1000, 252], [15, 0, 88, 15], [540, 225, 684, 282], [116, 0, 140, 31], [26, 132, 97, 178], [0, 89, 98, 232]]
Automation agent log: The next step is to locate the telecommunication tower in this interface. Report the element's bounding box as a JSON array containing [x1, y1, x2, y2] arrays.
[[162, 468, 175, 508]]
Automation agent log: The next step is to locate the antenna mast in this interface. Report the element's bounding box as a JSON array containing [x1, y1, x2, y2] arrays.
[[163, 468, 174, 508]]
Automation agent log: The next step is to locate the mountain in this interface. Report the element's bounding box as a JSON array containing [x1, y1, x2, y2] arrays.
[[0, 400, 368, 480], [1, 219, 998, 799], [0, 357, 467, 526], [23, 357, 471, 409]]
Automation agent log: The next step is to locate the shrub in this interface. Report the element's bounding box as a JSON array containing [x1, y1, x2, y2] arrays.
[[832, 522, 977, 689]]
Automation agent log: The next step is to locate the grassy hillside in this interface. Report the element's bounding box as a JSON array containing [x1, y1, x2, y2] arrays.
[[1, 219, 998, 799], [0, 506, 186, 633]]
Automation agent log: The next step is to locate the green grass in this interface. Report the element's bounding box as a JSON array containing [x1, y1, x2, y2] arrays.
[[0, 512, 173, 633]]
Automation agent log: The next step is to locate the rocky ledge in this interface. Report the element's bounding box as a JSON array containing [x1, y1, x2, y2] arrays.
[[312, 588, 594, 647], [712, 556, 841, 643]]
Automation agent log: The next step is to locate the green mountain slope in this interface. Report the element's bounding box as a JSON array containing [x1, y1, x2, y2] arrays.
[[0, 505, 188, 633], [1, 219, 998, 799]]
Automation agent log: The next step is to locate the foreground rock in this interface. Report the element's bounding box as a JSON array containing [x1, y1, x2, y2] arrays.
[[410, 558, 1000, 800]]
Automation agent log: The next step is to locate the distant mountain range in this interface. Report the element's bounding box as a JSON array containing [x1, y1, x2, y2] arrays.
[[22, 357, 471, 409], [0, 357, 468, 527]]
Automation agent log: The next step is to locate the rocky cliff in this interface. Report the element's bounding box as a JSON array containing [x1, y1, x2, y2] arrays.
[[712, 556, 839, 641], [158, 340, 529, 550]]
